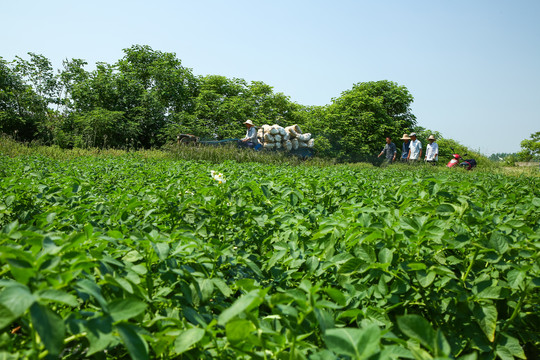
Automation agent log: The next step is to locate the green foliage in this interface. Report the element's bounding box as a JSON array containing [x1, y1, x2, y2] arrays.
[[303, 80, 416, 161], [0, 57, 49, 141], [188, 76, 301, 141], [13, 53, 61, 104], [70, 108, 138, 148], [488, 153, 517, 162], [0, 48, 513, 164], [0, 151, 538, 359], [0, 134, 334, 166], [114, 45, 199, 147], [1, 49, 419, 160], [518, 131, 540, 161]]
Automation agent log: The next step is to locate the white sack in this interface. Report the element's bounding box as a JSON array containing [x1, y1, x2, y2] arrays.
[[291, 124, 302, 134], [269, 127, 279, 135], [275, 141, 282, 149], [264, 133, 275, 142], [298, 141, 307, 148], [307, 139, 315, 148], [285, 125, 298, 138], [274, 134, 282, 142], [291, 138, 299, 150], [284, 140, 292, 151], [282, 132, 290, 141], [297, 133, 311, 142], [264, 142, 275, 149]]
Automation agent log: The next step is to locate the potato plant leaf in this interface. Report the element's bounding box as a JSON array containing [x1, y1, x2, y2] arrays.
[[116, 322, 149, 360], [323, 325, 380, 358], [225, 319, 256, 343], [85, 316, 116, 355], [218, 290, 262, 326], [173, 327, 205, 354], [473, 304, 498, 342], [0, 284, 35, 329], [36, 289, 78, 307], [30, 303, 65, 356], [397, 315, 436, 351], [108, 297, 147, 322]]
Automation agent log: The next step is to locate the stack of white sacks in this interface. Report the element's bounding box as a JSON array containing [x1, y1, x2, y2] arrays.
[[257, 124, 314, 150]]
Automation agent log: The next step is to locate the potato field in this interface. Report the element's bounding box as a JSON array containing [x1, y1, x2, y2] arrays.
[[0, 154, 539, 359]]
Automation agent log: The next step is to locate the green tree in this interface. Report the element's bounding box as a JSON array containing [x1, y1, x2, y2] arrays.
[[518, 131, 540, 161], [191, 75, 250, 139], [187, 76, 299, 141], [70, 108, 138, 148], [488, 153, 516, 162], [246, 81, 298, 126], [13, 53, 61, 106], [0, 57, 49, 141], [61, 61, 142, 148], [115, 45, 198, 147], [69, 62, 120, 113], [57, 58, 90, 111], [304, 80, 416, 161], [2, 47, 429, 158], [65, 45, 199, 148]]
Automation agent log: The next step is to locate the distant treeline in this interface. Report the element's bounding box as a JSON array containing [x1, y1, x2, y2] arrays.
[[2, 45, 422, 161], [488, 153, 517, 161]]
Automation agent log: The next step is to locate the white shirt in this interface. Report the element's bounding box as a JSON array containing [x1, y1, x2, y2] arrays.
[[409, 139, 422, 160], [425, 142, 439, 161], [243, 126, 259, 144]]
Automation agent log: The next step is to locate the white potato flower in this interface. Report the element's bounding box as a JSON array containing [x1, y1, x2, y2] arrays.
[[210, 170, 226, 184]]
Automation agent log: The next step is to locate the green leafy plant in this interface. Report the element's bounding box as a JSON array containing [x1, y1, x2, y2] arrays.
[[0, 152, 538, 359]]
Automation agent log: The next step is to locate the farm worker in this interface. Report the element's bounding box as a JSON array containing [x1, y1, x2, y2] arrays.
[[400, 133, 410, 162], [424, 135, 439, 165], [377, 136, 397, 164], [407, 132, 422, 162], [238, 119, 260, 149]]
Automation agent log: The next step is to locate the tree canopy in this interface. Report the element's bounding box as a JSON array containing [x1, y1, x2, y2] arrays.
[[518, 131, 540, 161], [302, 80, 416, 161], [2, 45, 419, 160]]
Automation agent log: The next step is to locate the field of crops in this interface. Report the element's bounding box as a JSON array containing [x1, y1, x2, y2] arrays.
[[0, 154, 539, 359]]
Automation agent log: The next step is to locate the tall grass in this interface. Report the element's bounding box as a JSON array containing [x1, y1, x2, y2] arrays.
[[163, 142, 337, 166], [0, 134, 161, 160], [4, 134, 536, 175], [0, 135, 335, 166]]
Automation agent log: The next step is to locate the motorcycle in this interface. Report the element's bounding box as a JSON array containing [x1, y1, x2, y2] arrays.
[[447, 148, 477, 170]]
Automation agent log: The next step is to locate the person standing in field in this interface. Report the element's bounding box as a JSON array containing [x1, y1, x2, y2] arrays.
[[378, 136, 397, 165], [407, 132, 422, 162], [424, 135, 439, 165], [238, 119, 260, 149], [400, 134, 410, 162]]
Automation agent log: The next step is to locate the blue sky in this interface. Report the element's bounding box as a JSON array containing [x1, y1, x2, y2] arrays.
[[2, 0, 539, 155]]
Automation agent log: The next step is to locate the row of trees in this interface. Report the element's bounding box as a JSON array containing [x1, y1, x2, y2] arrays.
[[486, 132, 540, 163], [1, 45, 418, 161], [518, 132, 540, 161]]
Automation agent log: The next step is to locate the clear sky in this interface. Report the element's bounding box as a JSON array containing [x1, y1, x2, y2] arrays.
[[2, 0, 539, 155]]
